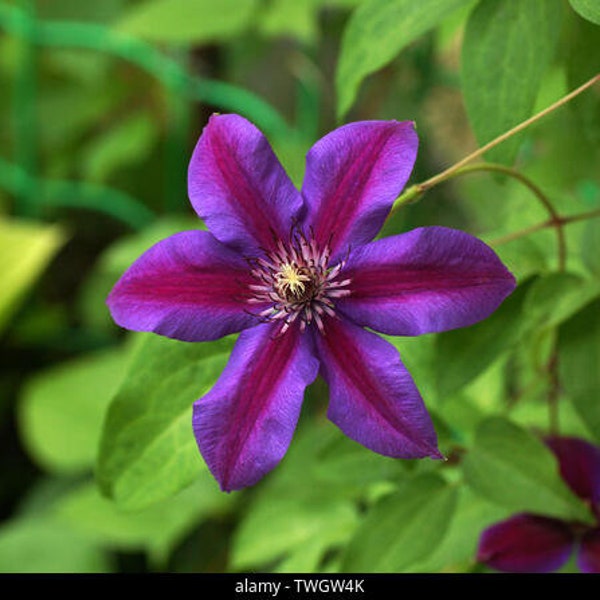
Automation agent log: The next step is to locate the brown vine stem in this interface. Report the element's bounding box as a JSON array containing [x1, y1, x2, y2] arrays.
[[449, 163, 566, 271], [417, 73, 600, 193], [392, 73, 600, 213], [488, 206, 600, 247]]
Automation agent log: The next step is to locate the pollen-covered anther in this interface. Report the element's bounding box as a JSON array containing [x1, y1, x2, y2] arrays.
[[247, 231, 351, 334], [274, 263, 312, 301]]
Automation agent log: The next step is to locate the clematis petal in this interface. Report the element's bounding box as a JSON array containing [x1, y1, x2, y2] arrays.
[[579, 528, 600, 573], [546, 436, 600, 506], [337, 226, 516, 336], [193, 322, 319, 492], [301, 120, 418, 262], [477, 513, 574, 573], [315, 316, 441, 460], [188, 113, 303, 255], [107, 230, 256, 342]]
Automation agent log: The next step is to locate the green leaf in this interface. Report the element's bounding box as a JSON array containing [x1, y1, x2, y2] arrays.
[[341, 474, 458, 572], [260, 0, 319, 44], [57, 475, 233, 566], [434, 279, 529, 398], [0, 516, 109, 573], [18, 347, 129, 474], [406, 486, 510, 573], [0, 218, 65, 331], [558, 298, 600, 441], [312, 431, 406, 491], [228, 415, 363, 570], [463, 417, 593, 523], [522, 272, 600, 332], [569, 0, 600, 24], [336, 0, 475, 117], [582, 218, 600, 279], [231, 491, 358, 570], [566, 16, 600, 147], [491, 236, 548, 281], [461, 0, 562, 164], [97, 333, 234, 510], [115, 0, 259, 44], [273, 539, 330, 574], [82, 112, 158, 183], [37, 0, 125, 23]]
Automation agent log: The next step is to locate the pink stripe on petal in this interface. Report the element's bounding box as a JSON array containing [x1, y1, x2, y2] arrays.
[[188, 114, 303, 254], [107, 230, 256, 342], [193, 323, 319, 492], [315, 316, 441, 460], [477, 513, 574, 573], [301, 120, 418, 261], [338, 227, 516, 336]]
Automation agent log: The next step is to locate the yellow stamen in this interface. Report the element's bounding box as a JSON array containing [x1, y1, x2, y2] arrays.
[[275, 263, 310, 298]]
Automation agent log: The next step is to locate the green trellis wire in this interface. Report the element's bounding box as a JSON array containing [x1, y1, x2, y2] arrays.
[[1, 2, 297, 229]]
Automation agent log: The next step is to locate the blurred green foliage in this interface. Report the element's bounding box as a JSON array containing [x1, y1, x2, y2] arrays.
[[0, 0, 599, 574]]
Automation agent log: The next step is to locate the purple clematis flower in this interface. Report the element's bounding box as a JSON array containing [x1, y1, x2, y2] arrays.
[[107, 114, 516, 492], [477, 436, 600, 573]]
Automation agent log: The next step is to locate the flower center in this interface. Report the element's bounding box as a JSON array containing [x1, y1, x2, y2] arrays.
[[247, 230, 351, 335], [274, 263, 313, 302]]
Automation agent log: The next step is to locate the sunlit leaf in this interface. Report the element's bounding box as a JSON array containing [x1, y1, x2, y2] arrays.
[[312, 431, 406, 491], [581, 219, 600, 279], [462, 0, 562, 164], [231, 490, 358, 570], [341, 474, 458, 572], [260, 0, 319, 44], [569, 0, 600, 24], [97, 333, 234, 510], [273, 539, 329, 573], [37, 0, 125, 23], [522, 272, 600, 332], [0, 218, 65, 331], [405, 486, 510, 573], [82, 112, 158, 183], [491, 237, 548, 282], [57, 475, 233, 566], [336, 0, 474, 117], [566, 16, 600, 147], [463, 417, 593, 523], [115, 0, 259, 44], [558, 298, 600, 442], [0, 516, 109, 573], [19, 347, 129, 474]]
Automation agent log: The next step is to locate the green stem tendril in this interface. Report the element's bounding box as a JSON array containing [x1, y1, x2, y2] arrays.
[[391, 73, 599, 270], [445, 163, 566, 272], [488, 207, 600, 247], [0, 157, 155, 230], [12, 0, 38, 218], [0, 3, 295, 141], [414, 73, 600, 195], [394, 73, 599, 212]]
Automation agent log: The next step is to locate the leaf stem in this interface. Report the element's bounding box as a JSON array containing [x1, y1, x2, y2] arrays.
[[392, 73, 600, 214], [488, 207, 600, 247], [417, 73, 600, 193], [448, 163, 566, 271]]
